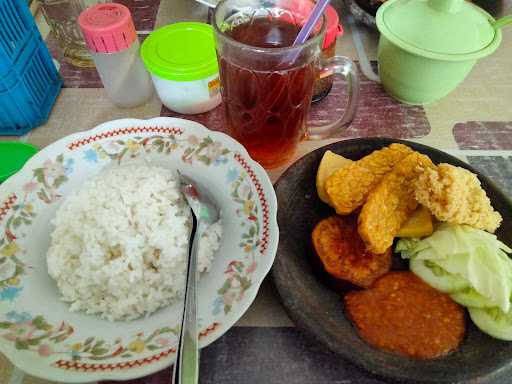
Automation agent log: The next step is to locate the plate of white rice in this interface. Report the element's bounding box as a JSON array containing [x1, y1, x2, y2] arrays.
[[0, 117, 278, 382], [48, 164, 222, 321]]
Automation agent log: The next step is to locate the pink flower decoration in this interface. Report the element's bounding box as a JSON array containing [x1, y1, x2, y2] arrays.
[[4, 322, 36, 342], [23, 181, 38, 194], [246, 261, 257, 274], [38, 344, 53, 357], [155, 337, 170, 346], [187, 135, 199, 145]]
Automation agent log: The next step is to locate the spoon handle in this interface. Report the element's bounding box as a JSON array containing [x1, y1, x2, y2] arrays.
[[173, 215, 199, 384]]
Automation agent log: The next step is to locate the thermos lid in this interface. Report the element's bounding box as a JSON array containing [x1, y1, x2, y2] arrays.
[[376, 0, 503, 60]]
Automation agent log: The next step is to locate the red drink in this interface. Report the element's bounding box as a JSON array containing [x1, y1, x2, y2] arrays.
[[218, 18, 316, 168]]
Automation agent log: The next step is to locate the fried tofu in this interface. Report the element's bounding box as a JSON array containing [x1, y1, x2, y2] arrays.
[[325, 143, 413, 215], [414, 163, 502, 233], [358, 152, 434, 254], [312, 215, 392, 288]]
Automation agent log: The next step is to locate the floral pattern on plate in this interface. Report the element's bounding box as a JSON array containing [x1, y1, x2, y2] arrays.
[[0, 310, 179, 361], [0, 154, 71, 302], [0, 117, 278, 382]]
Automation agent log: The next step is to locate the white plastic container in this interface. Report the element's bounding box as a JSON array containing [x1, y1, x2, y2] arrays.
[[141, 22, 221, 114], [79, 3, 153, 108], [151, 73, 221, 114]]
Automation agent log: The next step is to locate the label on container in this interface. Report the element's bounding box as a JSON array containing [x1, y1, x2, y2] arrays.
[[208, 77, 220, 97]]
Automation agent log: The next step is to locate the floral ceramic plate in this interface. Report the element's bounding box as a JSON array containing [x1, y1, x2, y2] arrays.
[[0, 117, 278, 382]]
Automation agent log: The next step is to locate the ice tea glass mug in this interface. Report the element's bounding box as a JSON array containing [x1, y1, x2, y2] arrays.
[[213, 0, 360, 168]]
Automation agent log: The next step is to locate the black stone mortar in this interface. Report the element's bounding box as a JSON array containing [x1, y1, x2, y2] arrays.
[[272, 137, 512, 383]]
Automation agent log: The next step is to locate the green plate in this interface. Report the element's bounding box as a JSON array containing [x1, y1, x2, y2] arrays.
[[0, 142, 38, 183]]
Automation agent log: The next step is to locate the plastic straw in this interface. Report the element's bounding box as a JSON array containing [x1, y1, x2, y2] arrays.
[[292, 0, 331, 46]]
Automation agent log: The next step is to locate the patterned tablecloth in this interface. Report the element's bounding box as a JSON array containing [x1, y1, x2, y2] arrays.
[[1, 0, 512, 382]]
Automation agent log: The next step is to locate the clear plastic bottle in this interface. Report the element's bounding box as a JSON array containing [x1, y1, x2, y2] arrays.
[[78, 3, 153, 107]]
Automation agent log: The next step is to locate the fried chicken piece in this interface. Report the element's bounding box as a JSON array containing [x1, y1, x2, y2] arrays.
[[358, 152, 434, 254], [312, 216, 391, 288], [325, 143, 413, 215], [414, 163, 502, 233]]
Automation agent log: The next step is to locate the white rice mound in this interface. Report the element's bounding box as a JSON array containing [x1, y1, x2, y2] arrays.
[[47, 164, 222, 321]]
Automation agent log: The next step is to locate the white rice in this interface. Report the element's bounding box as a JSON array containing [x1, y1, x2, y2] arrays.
[[47, 164, 222, 321]]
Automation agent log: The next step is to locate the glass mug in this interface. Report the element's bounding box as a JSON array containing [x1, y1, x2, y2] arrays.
[[213, 0, 360, 168]]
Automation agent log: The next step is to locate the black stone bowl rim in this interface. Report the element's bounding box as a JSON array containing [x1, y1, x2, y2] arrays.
[[272, 137, 512, 384]]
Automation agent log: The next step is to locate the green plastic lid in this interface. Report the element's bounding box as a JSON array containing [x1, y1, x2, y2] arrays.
[[0, 142, 38, 183], [377, 0, 501, 60], [141, 22, 219, 82]]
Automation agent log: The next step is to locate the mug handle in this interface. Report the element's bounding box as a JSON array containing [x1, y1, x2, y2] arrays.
[[307, 56, 360, 140]]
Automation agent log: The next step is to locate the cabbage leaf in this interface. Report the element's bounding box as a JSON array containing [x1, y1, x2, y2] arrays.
[[396, 224, 512, 314]]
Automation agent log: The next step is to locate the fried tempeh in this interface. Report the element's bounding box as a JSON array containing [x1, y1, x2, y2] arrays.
[[358, 152, 434, 254], [325, 143, 413, 215]]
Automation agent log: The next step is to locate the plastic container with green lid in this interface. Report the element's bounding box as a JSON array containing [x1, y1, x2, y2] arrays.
[[141, 22, 221, 114]]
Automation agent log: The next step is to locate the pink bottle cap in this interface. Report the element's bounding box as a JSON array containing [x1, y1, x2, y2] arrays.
[[323, 5, 343, 49], [78, 3, 137, 53]]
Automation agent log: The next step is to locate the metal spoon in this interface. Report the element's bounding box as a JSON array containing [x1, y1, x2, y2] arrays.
[[173, 175, 220, 384]]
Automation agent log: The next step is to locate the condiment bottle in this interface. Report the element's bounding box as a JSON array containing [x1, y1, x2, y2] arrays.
[[78, 3, 153, 107], [312, 5, 344, 103]]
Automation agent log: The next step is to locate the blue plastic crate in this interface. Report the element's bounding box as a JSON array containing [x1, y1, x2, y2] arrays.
[[0, 0, 40, 77], [0, 44, 62, 136], [0, 0, 62, 136]]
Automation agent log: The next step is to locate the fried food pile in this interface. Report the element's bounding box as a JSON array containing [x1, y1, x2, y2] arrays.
[[358, 152, 434, 254], [320, 144, 502, 255], [311, 143, 504, 358], [325, 143, 413, 215]]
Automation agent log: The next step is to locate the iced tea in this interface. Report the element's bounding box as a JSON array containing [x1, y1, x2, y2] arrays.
[[218, 18, 316, 168]]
